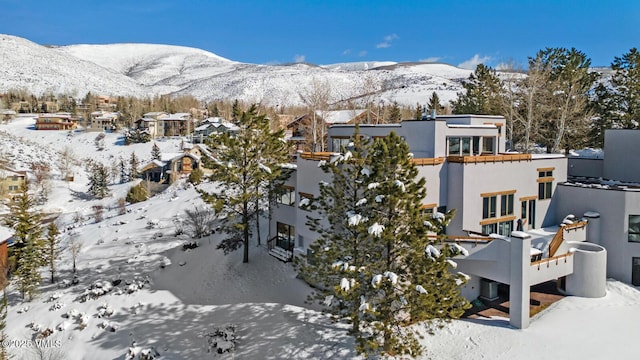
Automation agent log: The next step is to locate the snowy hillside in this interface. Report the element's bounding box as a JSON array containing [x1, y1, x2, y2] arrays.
[[0, 35, 148, 98], [1, 34, 476, 107], [1, 120, 640, 359]]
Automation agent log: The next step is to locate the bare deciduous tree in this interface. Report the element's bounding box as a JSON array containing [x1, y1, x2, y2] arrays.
[[299, 77, 332, 152], [184, 206, 216, 239], [69, 237, 82, 274]]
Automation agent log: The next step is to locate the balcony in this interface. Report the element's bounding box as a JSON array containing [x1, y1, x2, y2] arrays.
[[447, 153, 532, 164]]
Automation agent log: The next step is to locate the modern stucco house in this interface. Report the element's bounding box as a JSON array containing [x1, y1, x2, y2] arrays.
[[269, 114, 607, 329], [35, 113, 77, 130], [556, 129, 640, 286]]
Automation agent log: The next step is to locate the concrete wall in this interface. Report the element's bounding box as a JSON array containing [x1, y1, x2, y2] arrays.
[[568, 158, 603, 179], [555, 184, 640, 284], [447, 156, 567, 235], [603, 130, 640, 182]]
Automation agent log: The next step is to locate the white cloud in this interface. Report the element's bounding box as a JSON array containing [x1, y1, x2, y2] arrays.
[[342, 49, 351, 55], [376, 34, 399, 49], [420, 56, 441, 63], [358, 50, 367, 57], [293, 54, 306, 63], [458, 54, 491, 69]]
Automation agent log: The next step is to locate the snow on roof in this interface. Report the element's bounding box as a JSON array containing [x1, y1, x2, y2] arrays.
[[163, 113, 191, 120], [569, 148, 604, 159], [447, 124, 497, 129], [530, 153, 566, 159], [137, 117, 156, 122], [38, 113, 71, 119], [316, 109, 366, 124], [0, 225, 13, 242], [0, 167, 26, 178], [143, 111, 167, 117]]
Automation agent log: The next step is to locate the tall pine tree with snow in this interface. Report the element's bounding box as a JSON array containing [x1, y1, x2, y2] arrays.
[[201, 104, 291, 263], [297, 130, 469, 357], [129, 152, 140, 179], [297, 128, 374, 341], [151, 142, 161, 161], [87, 162, 111, 199], [4, 183, 44, 300]]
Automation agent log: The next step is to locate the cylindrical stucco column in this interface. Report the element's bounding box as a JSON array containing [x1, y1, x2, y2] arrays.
[[509, 231, 531, 329], [566, 241, 607, 298], [584, 211, 601, 245]]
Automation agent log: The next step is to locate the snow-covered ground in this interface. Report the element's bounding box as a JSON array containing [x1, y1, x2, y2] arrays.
[[2, 117, 640, 359]]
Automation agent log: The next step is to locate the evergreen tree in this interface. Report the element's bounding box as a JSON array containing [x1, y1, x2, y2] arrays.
[[44, 222, 61, 284], [211, 103, 220, 117], [126, 183, 149, 203], [297, 131, 469, 357], [200, 104, 291, 263], [427, 92, 443, 115], [530, 48, 597, 152], [452, 64, 504, 115], [231, 99, 240, 122], [386, 102, 402, 123], [87, 162, 110, 199], [129, 152, 140, 180], [151, 142, 161, 161], [119, 157, 128, 183], [4, 184, 44, 300], [608, 48, 640, 129], [414, 102, 423, 120]]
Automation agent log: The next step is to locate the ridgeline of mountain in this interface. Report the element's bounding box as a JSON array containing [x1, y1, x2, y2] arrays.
[[1, 34, 476, 106]]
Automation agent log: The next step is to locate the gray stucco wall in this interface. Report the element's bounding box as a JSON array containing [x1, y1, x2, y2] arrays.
[[568, 158, 603, 179], [603, 130, 640, 182], [555, 184, 640, 283]]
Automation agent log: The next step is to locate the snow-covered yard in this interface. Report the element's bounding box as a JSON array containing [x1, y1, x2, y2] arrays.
[[2, 117, 640, 359]]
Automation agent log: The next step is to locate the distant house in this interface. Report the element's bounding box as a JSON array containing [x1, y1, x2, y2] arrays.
[[0, 166, 27, 203], [161, 113, 193, 137], [35, 113, 77, 130], [140, 153, 201, 184], [0, 109, 16, 123], [0, 226, 11, 287], [89, 111, 119, 132], [97, 95, 116, 111], [193, 117, 239, 142], [134, 118, 158, 139]]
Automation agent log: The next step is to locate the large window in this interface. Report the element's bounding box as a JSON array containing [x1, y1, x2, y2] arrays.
[[482, 196, 497, 219], [276, 222, 295, 250], [277, 186, 296, 206], [482, 137, 495, 154], [482, 220, 513, 236], [537, 168, 554, 200], [501, 194, 514, 216], [332, 137, 351, 152], [448, 137, 460, 155], [629, 215, 640, 242]]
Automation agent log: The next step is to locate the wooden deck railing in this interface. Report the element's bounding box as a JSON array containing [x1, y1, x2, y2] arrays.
[[411, 157, 446, 166], [531, 252, 573, 267], [548, 227, 564, 257], [447, 153, 532, 164], [428, 234, 494, 245], [299, 152, 333, 161]]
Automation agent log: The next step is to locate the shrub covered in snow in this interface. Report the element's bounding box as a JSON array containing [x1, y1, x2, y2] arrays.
[[204, 325, 238, 354]]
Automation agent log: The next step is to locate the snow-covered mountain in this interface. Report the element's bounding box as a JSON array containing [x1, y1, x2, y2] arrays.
[[1, 34, 475, 107], [0, 35, 149, 98]]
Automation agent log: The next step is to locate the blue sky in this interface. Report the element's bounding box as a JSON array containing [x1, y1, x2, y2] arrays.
[[1, 0, 638, 68]]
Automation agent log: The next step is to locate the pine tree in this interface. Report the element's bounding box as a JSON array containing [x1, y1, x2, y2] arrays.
[[452, 64, 504, 115], [200, 104, 291, 263], [414, 102, 423, 120], [87, 162, 110, 199], [427, 92, 443, 115], [296, 127, 374, 342], [386, 102, 402, 123], [297, 131, 469, 357], [129, 152, 140, 179], [119, 157, 128, 183], [151, 142, 161, 161], [4, 184, 44, 300], [608, 48, 640, 129]]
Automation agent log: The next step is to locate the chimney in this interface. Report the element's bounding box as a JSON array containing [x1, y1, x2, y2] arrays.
[[430, 109, 437, 120]]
